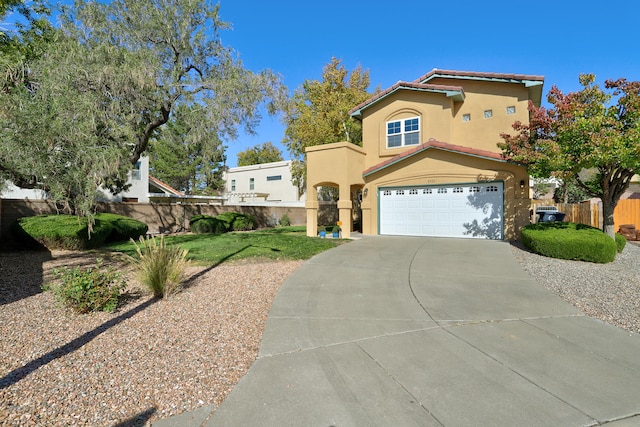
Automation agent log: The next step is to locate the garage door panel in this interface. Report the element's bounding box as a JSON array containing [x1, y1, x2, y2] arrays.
[[379, 183, 504, 239]]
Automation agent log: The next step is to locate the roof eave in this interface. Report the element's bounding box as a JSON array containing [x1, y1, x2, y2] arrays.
[[350, 86, 464, 119], [362, 142, 518, 178]]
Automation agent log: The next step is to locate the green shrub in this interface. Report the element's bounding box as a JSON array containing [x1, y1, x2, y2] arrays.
[[216, 212, 256, 231], [95, 213, 148, 242], [279, 213, 291, 227], [521, 222, 617, 263], [128, 235, 189, 298], [43, 259, 127, 313], [326, 224, 342, 233], [231, 213, 256, 231], [615, 233, 627, 253], [14, 215, 113, 250], [190, 217, 228, 234], [215, 212, 241, 230], [189, 214, 214, 226]]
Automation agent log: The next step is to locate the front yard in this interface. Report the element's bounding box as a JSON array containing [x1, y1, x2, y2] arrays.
[[0, 227, 343, 426]]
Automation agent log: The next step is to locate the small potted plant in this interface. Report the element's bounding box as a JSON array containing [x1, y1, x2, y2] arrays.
[[332, 221, 342, 238], [318, 226, 326, 238]]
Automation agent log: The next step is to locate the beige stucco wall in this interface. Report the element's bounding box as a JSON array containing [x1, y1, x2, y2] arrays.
[[305, 142, 366, 238], [305, 75, 538, 240], [359, 81, 532, 169], [360, 149, 530, 240], [359, 91, 454, 170], [446, 80, 531, 152]]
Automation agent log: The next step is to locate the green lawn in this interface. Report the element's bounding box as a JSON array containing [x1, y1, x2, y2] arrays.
[[105, 226, 344, 265]]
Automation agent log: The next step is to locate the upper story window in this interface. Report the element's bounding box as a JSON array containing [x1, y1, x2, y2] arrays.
[[387, 117, 420, 148], [266, 175, 282, 181], [131, 161, 141, 180], [231, 179, 236, 191], [249, 178, 255, 190]]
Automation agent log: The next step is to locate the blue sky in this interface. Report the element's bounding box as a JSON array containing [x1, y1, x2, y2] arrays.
[[4, 1, 640, 167], [218, 0, 640, 166]]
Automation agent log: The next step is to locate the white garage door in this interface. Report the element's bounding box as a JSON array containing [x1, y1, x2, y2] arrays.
[[379, 183, 504, 239]]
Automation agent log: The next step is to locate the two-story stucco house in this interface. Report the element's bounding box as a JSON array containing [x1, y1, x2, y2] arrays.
[[224, 160, 305, 206], [305, 69, 544, 240]]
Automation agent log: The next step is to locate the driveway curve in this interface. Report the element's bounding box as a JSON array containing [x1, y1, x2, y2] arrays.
[[206, 237, 640, 426]]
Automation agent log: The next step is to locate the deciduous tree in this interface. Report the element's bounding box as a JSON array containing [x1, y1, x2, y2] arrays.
[[282, 57, 372, 193], [237, 142, 283, 166], [499, 74, 640, 237]]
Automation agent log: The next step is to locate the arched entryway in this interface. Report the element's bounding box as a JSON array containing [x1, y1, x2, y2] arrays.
[[305, 142, 366, 239]]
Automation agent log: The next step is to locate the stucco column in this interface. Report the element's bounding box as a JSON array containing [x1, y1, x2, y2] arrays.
[[337, 200, 351, 239], [306, 200, 319, 237]]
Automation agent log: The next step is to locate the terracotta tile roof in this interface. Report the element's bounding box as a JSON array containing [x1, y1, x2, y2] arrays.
[[349, 81, 464, 117], [362, 139, 509, 177], [414, 69, 545, 84], [149, 175, 184, 196]]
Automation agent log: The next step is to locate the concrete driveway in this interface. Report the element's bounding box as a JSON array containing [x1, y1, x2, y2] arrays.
[[176, 237, 640, 426]]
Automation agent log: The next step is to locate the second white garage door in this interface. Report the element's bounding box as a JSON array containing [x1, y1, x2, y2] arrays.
[[379, 182, 504, 239]]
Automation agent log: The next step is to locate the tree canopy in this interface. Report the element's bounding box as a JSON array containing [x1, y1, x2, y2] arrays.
[[0, 0, 285, 217], [499, 74, 640, 237], [149, 105, 226, 195], [237, 142, 283, 166], [282, 57, 372, 192]]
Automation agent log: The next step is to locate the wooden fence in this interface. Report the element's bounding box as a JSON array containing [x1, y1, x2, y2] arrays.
[[614, 199, 640, 231], [532, 199, 640, 232]]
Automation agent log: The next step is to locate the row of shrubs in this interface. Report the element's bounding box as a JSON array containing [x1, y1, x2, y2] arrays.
[[189, 212, 256, 234], [521, 222, 626, 264], [13, 213, 148, 250], [16, 211, 257, 314], [13, 210, 258, 250]]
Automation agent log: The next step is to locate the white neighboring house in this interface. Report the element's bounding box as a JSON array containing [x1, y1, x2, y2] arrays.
[[223, 160, 305, 206], [97, 156, 151, 202], [1, 156, 193, 203], [0, 182, 47, 200]]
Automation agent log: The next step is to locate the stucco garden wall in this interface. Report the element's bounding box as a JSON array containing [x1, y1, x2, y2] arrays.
[[0, 200, 335, 246]]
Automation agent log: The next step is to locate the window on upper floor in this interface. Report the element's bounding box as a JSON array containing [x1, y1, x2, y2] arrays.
[[249, 177, 255, 190], [266, 175, 282, 181], [131, 161, 141, 180], [387, 117, 420, 148], [231, 179, 236, 191]]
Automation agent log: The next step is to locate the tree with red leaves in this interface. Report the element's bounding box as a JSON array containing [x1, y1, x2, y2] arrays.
[[499, 74, 640, 238]]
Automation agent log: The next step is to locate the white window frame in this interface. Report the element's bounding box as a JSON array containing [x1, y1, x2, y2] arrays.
[[249, 177, 255, 190], [386, 116, 420, 148]]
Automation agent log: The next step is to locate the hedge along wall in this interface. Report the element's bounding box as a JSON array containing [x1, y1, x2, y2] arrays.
[[0, 199, 338, 244]]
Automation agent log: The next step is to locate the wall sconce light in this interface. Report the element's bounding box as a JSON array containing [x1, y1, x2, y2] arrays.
[[519, 180, 525, 189], [363, 187, 368, 196]]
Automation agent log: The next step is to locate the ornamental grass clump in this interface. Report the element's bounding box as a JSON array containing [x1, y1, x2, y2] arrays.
[[128, 235, 189, 298], [44, 259, 127, 313]]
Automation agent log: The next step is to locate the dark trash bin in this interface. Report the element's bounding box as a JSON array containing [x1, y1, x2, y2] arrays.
[[536, 206, 566, 222]]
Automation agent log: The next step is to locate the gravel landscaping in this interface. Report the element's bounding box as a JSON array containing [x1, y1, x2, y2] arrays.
[[510, 241, 640, 334], [0, 250, 302, 426], [1, 241, 639, 426]]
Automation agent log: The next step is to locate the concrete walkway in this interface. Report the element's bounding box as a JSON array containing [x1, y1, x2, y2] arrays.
[[154, 237, 640, 427]]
